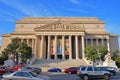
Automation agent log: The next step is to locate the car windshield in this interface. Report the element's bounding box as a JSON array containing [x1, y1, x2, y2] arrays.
[[29, 71, 38, 77]]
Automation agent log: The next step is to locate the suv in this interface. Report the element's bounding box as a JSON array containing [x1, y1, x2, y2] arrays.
[[77, 66, 111, 80]]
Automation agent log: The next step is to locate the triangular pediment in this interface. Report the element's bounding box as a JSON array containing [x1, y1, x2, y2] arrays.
[[34, 20, 85, 32]]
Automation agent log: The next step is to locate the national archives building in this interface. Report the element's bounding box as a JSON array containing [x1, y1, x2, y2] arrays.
[[1, 17, 119, 60]]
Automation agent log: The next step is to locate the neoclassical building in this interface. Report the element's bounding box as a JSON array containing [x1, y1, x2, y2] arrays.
[[1, 17, 119, 60]]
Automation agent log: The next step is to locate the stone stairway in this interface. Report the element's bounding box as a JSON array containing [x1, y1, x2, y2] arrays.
[[31, 59, 88, 72]]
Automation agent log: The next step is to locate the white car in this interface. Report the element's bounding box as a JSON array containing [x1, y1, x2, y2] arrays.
[[77, 66, 111, 80], [2, 70, 51, 80]]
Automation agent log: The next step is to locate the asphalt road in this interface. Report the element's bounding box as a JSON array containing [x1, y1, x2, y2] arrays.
[[42, 72, 120, 80], [1, 71, 120, 80]]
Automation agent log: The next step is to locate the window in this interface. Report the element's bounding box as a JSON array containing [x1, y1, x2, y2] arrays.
[[94, 67, 100, 71], [13, 72, 22, 77], [81, 66, 86, 71], [87, 67, 93, 71], [22, 72, 31, 77]]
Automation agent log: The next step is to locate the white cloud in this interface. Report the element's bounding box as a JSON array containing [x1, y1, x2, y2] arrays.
[[66, 8, 88, 13], [69, 0, 80, 4], [0, 0, 51, 16]]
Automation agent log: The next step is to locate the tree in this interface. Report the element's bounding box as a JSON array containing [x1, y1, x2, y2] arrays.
[[85, 45, 98, 65], [96, 45, 108, 61], [18, 42, 32, 63], [2, 38, 20, 63], [85, 45, 108, 65], [111, 50, 120, 68], [111, 50, 119, 61]]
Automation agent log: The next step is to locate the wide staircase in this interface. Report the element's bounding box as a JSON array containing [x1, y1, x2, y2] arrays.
[[31, 59, 88, 72]]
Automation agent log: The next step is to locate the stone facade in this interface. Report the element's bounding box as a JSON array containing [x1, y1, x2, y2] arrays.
[[1, 17, 119, 60]]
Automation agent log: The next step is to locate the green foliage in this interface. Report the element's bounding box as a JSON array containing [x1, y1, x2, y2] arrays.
[[1, 38, 32, 64], [18, 42, 32, 63], [85, 45, 98, 62], [111, 50, 119, 61], [111, 50, 120, 68], [85, 45, 108, 65], [1, 38, 20, 63], [96, 45, 108, 61]]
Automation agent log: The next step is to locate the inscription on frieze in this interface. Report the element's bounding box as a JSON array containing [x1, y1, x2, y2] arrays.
[[35, 23, 85, 31]]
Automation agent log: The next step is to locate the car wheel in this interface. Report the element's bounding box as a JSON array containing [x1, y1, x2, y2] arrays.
[[103, 74, 110, 80], [83, 75, 88, 80]]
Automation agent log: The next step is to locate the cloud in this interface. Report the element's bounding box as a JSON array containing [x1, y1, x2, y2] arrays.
[[66, 8, 88, 13], [0, 0, 51, 16], [69, 0, 80, 4]]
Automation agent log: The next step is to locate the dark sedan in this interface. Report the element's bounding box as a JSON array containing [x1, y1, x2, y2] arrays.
[[64, 67, 78, 74], [47, 68, 61, 72], [21, 67, 42, 74], [98, 66, 116, 76]]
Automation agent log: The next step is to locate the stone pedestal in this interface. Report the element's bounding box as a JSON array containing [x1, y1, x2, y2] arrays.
[[102, 53, 117, 68], [103, 59, 117, 68], [4, 60, 15, 67]]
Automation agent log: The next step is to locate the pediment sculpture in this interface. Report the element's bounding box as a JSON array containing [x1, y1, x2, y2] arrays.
[[34, 21, 85, 32]]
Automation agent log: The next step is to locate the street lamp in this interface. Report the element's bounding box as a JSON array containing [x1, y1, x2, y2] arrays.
[[18, 52, 21, 63], [98, 52, 102, 64], [97, 48, 102, 65]]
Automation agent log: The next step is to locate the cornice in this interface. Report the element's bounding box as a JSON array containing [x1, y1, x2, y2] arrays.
[[15, 17, 104, 24], [2, 34, 11, 37], [11, 32, 35, 35], [86, 32, 110, 35], [110, 34, 119, 37]]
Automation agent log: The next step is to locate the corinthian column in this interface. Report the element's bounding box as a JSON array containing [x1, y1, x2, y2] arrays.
[[69, 35, 72, 59], [47, 36, 50, 60], [35, 36, 38, 59], [54, 36, 57, 60], [41, 36, 44, 59], [32, 39, 34, 53], [75, 36, 79, 59], [62, 35, 65, 60], [82, 36, 85, 59], [96, 38, 99, 46], [101, 39, 104, 46]]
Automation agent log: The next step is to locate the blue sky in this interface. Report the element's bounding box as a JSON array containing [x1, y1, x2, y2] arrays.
[[0, 0, 120, 48]]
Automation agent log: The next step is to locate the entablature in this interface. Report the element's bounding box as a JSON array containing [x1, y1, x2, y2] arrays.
[[34, 20, 85, 32]]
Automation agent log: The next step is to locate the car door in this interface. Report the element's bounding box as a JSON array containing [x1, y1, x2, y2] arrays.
[[93, 67, 103, 78], [86, 66, 95, 78], [22, 72, 35, 80], [12, 72, 24, 80]]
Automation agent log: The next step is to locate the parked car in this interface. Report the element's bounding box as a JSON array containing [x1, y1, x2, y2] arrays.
[[1, 70, 51, 80], [21, 66, 42, 74], [0, 66, 7, 74], [64, 67, 78, 74], [10, 63, 24, 72], [47, 68, 61, 72], [77, 66, 111, 80], [98, 66, 116, 76]]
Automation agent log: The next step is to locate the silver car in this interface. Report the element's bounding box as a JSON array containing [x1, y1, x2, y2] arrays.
[[2, 70, 51, 80]]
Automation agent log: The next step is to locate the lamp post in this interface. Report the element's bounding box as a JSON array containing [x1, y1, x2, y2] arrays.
[[98, 52, 102, 65], [97, 48, 102, 65], [18, 52, 21, 63]]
